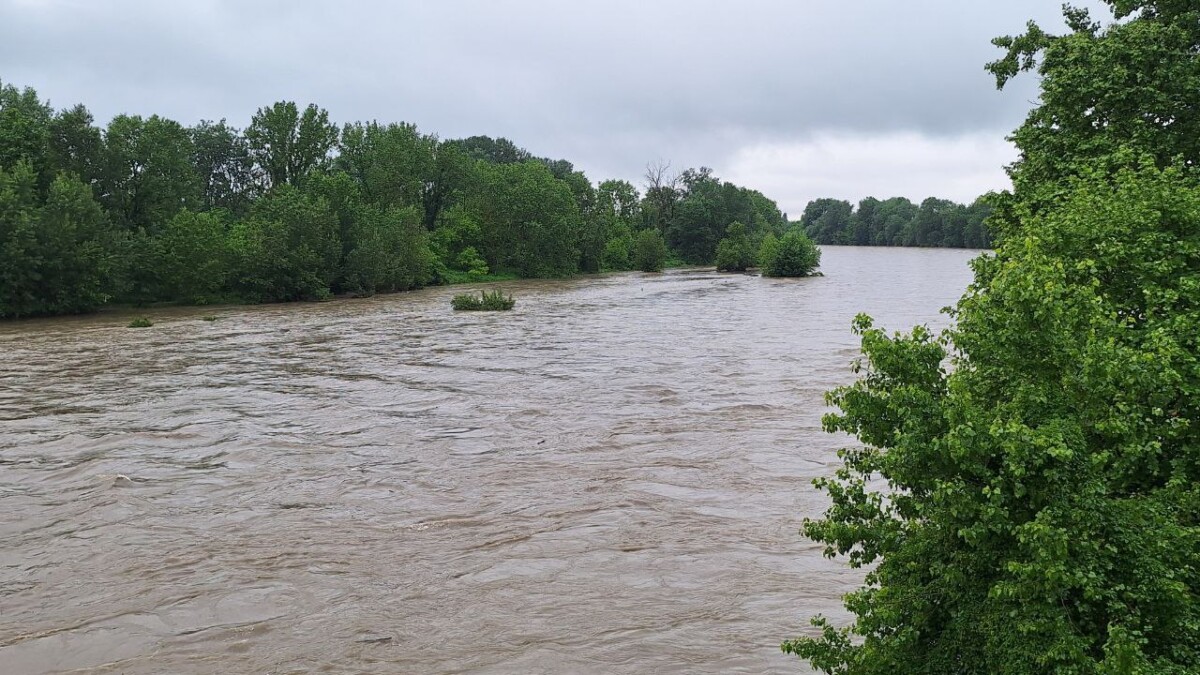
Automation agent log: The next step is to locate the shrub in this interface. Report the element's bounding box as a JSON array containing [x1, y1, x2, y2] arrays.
[[451, 289, 515, 311], [715, 221, 756, 272], [456, 246, 490, 280], [128, 317, 153, 328], [601, 236, 631, 271], [757, 232, 780, 270], [633, 229, 667, 272], [761, 230, 820, 277]]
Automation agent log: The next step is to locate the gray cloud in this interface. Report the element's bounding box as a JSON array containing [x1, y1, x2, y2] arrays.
[[0, 0, 1107, 208]]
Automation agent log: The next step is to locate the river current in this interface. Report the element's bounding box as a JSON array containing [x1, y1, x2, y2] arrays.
[[0, 246, 979, 674]]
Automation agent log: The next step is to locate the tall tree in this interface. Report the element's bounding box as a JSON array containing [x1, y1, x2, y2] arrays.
[[787, 4, 1200, 672], [801, 198, 854, 244], [190, 119, 256, 214], [598, 179, 641, 226], [988, 1, 1200, 208], [421, 139, 473, 231], [642, 160, 680, 233], [454, 135, 531, 165], [0, 162, 116, 317], [338, 121, 433, 209], [99, 114, 200, 230], [47, 104, 104, 188], [465, 160, 580, 277], [245, 101, 338, 189], [0, 81, 52, 181]]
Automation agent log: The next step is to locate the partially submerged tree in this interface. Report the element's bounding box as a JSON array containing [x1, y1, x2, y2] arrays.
[[761, 229, 820, 278]]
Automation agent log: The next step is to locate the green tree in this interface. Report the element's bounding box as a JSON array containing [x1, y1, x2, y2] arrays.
[[157, 209, 229, 304], [963, 197, 994, 249], [455, 245, 489, 280], [874, 197, 920, 246], [558, 169, 603, 272], [228, 184, 340, 302], [662, 167, 786, 264], [0, 162, 116, 316], [906, 197, 957, 247], [758, 232, 780, 270], [99, 114, 200, 230], [598, 179, 641, 226], [421, 139, 473, 231], [338, 121, 433, 209], [465, 160, 580, 277], [988, 1, 1200, 203], [633, 228, 667, 272], [301, 169, 363, 285], [787, 162, 1200, 674], [802, 198, 854, 244], [245, 101, 338, 189], [48, 104, 104, 189], [601, 234, 632, 271], [715, 221, 755, 272], [453, 135, 531, 165], [761, 229, 820, 277], [596, 179, 641, 272], [190, 119, 256, 214], [0, 81, 52, 181], [341, 205, 432, 295], [788, 3, 1200, 671], [429, 203, 485, 280]]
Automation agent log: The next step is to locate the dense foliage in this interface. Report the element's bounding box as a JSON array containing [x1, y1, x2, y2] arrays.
[[715, 221, 756, 272], [633, 228, 668, 273], [800, 195, 993, 248], [760, 229, 821, 278], [0, 82, 789, 318], [786, 2, 1200, 673]]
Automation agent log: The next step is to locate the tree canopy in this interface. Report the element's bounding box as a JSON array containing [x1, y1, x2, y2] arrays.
[[0, 81, 790, 318], [800, 195, 992, 249], [786, 3, 1200, 672]]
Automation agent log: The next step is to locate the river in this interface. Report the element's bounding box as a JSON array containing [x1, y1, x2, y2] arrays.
[[0, 246, 980, 674]]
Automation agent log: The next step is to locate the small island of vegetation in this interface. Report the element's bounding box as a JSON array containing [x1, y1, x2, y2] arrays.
[[451, 290, 515, 311], [712, 220, 821, 277]]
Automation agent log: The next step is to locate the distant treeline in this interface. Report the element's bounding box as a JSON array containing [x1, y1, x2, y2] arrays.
[[0, 80, 791, 318], [797, 196, 993, 248]]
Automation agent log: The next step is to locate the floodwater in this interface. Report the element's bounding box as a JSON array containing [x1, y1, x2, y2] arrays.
[[0, 246, 980, 674]]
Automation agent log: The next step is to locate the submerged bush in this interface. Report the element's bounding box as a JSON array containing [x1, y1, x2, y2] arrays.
[[451, 289, 515, 311], [761, 230, 821, 277], [127, 317, 153, 328]]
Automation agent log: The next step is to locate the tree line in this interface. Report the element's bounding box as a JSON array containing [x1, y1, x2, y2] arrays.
[[785, 1, 1200, 672], [798, 195, 993, 248], [0, 83, 793, 318]]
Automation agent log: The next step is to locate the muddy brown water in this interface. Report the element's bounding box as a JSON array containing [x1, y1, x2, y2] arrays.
[[0, 246, 979, 674]]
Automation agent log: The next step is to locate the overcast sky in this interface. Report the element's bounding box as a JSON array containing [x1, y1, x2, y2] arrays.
[[0, 0, 1107, 216]]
